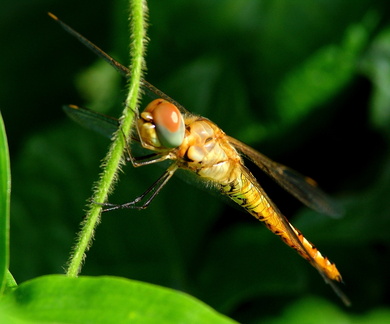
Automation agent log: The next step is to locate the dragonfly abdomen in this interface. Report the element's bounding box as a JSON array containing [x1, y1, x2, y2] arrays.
[[223, 166, 342, 282]]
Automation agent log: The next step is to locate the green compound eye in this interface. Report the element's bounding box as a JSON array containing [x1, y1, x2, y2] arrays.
[[146, 99, 185, 148]]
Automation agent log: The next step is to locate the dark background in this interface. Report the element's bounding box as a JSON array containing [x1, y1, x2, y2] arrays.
[[2, 0, 390, 322]]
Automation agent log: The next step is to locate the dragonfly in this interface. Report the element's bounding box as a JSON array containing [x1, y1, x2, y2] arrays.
[[49, 13, 350, 306]]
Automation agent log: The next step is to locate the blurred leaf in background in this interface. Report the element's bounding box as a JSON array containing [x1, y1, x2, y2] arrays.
[[2, 0, 390, 323]]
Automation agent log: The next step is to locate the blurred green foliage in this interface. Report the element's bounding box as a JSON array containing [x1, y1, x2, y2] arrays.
[[2, 0, 390, 322]]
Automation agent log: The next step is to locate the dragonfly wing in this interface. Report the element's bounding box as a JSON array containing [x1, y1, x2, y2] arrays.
[[49, 14, 191, 115], [227, 136, 343, 218], [63, 105, 119, 138]]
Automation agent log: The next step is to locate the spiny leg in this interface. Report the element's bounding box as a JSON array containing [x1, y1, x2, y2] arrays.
[[100, 164, 178, 212]]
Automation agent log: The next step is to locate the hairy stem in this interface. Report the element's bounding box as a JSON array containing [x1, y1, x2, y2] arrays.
[[66, 0, 148, 277]]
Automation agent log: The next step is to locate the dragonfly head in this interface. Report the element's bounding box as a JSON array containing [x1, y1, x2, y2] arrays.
[[137, 99, 185, 150]]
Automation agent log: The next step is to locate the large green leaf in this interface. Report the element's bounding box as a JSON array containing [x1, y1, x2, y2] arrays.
[[0, 275, 237, 324]]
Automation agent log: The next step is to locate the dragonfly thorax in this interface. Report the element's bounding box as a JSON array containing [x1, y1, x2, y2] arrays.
[[176, 118, 241, 185]]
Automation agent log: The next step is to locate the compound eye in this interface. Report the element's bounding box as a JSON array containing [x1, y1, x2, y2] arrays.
[[145, 99, 185, 148]]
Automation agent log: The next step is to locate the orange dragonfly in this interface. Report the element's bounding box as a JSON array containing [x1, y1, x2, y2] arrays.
[[50, 13, 350, 306]]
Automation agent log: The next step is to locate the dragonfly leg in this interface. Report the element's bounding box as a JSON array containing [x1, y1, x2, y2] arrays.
[[100, 164, 178, 212], [128, 152, 170, 167], [118, 127, 171, 167]]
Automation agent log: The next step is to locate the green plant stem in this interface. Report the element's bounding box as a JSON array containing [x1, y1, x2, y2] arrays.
[[66, 0, 148, 277]]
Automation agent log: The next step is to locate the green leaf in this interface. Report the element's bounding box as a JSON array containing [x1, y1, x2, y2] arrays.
[[0, 275, 237, 324], [0, 113, 11, 293], [361, 26, 390, 137], [275, 14, 375, 124]]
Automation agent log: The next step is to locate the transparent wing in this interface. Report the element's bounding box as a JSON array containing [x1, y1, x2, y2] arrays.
[[63, 105, 119, 138], [49, 13, 191, 115], [227, 136, 343, 218]]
